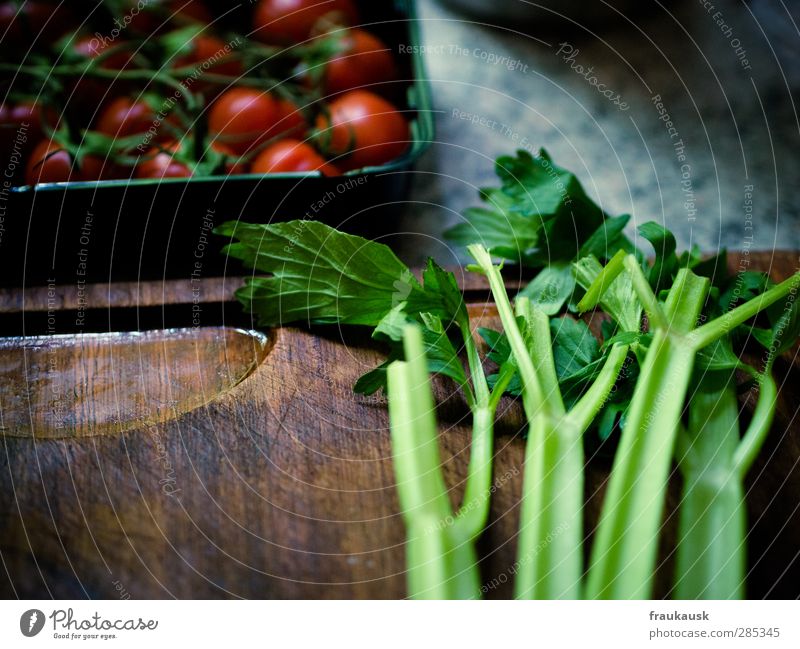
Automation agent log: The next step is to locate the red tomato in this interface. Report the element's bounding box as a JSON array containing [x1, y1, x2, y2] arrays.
[[96, 97, 156, 138], [323, 29, 398, 96], [25, 140, 78, 185], [316, 91, 409, 171], [70, 35, 135, 108], [253, 0, 358, 44], [73, 34, 133, 70], [135, 143, 192, 179], [172, 34, 242, 78], [251, 139, 339, 176], [0, 100, 52, 156], [80, 152, 130, 181], [208, 87, 280, 155]]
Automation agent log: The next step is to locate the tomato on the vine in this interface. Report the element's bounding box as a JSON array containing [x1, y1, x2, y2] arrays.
[[172, 34, 242, 79], [316, 90, 409, 171], [79, 142, 130, 181], [73, 34, 134, 70], [322, 29, 398, 97], [0, 100, 53, 156], [253, 0, 358, 44], [70, 35, 135, 109], [251, 139, 339, 176], [208, 87, 281, 154], [135, 142, 192, 179], [25, 140, 78, 185], [96, 97, 157, 138]]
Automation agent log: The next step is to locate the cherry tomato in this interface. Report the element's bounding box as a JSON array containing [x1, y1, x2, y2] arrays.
[[25, 140, 78, 185], [172, 34, 242, 78], [208, 87, 280, 155], [70, 35, 135, 108], [251, 139, 339, 176], [80, 151, 130, 181], [96, 97, 156, 138], [73, 34, 133, 70], [323, 29, 398, 96], [253, 0, 358, 44], [0, 100, 52, 156], [316, 90, 409, 171], [135, 143, 192, 179]]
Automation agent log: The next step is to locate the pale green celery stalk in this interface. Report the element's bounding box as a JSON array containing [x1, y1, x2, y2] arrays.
[[387, 326, 481, 599], [468, 244, 635, 598], [690, 273, 800, 349], [566, 344, 630, 434], [674, 362, 777, 599], [585, 256, 799, 599], [674, 383, 746, 599], [733, 371, 777, 476], [513, 297, 583, 600], [450, 320, 498, 544], [585, 264, 710, 599], [469, 245, 582, 599], [671, 273, 792, 599]]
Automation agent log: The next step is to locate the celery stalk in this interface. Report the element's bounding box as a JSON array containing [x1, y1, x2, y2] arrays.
[[469, 244, 636, 599], [585, 266, 710, 599], [387, 326, 481, 599], [674, 382, 745, 599]]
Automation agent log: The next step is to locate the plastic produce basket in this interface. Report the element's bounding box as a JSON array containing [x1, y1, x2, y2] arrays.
[[0, 0, 433, 287]]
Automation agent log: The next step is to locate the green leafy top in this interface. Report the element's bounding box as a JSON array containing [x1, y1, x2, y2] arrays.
[[216, 220, 449, 327], [445, 149, 611, 269]]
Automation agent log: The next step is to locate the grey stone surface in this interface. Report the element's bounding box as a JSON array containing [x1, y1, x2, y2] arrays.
[[396, 0, 800, 267]]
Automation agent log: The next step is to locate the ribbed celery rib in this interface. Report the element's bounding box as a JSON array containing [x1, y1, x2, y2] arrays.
[[470, 245, 627, 600], [387, 326, 481, 599], [585, 267, 709, 599]]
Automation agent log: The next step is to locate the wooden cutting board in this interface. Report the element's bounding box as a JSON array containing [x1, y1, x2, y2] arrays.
[[0, 252, 798, 599]]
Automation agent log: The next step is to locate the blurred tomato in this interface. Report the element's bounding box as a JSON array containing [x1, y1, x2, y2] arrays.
[[253, 0, 358, 44], [251, 139, 339, 176], [70, 35, 135, 108], [172, 34, 242, 78], [96, 97, 156, 138], [80, 149, 130, 181], [25, 140, 77, 185], [73, 34, 133, 70], [316, 90, 409, 171], [135, 143, 192, 178], [0, 100, 52, 156], [322, 29, 398, 96], [208, 87, 280, 155]]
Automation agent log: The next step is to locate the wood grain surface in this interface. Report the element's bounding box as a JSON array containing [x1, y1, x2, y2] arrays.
[[0, 251, 798, 599]]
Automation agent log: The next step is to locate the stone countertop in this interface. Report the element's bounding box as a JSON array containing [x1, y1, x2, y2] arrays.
[[396, 0, 800, 267]]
